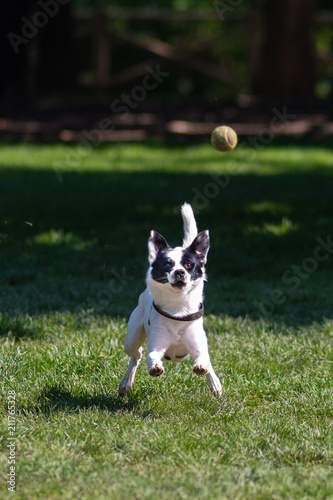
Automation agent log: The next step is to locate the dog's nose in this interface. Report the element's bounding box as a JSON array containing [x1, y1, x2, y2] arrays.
[[174, 269, 185, 281]]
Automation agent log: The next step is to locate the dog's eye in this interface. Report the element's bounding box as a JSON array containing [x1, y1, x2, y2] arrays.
[[184, 261, 194, 269], [166, 258, 174, 269]]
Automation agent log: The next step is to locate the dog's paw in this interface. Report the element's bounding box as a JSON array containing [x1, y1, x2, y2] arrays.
[[207, 373, 223, 397], [118, 382, 132, 397], [209, 383, 222, 397], [149, 365, 165, 377], [118, 385, 129, 397], [193, 364, 208, 375]]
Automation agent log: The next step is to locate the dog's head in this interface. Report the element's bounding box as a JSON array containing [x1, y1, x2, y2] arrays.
[[147, 230, 210, 292]]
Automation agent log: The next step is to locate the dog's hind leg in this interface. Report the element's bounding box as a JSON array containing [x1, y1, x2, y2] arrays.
[[118, 345, 143, 396], [205, 365, 222, 396], [119, 291, 148, 396], [119, 305, 146, 396]]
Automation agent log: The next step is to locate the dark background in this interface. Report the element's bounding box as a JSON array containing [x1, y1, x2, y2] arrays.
[[0, 0, 332, 142]]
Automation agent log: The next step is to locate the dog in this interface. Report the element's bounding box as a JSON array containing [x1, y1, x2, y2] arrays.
[[118, 203, 222, 396]]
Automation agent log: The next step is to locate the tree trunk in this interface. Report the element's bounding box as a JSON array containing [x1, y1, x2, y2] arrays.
[[37, 3, 76, 93], [0, 1, 33, 100], [253, 0, 317, 98]]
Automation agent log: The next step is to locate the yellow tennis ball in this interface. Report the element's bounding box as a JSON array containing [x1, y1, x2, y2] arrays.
[[211, 126, 238, 152]]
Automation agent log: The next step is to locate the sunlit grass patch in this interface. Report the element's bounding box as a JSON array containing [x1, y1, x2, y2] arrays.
[[28, 229, 96, 251], [246, 216, 295, 237]]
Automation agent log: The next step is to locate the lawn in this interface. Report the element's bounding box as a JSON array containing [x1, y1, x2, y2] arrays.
[[0, 140, 333, 499]]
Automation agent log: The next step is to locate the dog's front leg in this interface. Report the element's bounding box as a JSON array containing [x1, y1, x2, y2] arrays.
[[146, 330, 170, 377], [184, 326, 222, 396], [184, 326, 211, 374]]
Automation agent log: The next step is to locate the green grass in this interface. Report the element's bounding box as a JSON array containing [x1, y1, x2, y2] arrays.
[[1, 140, 333, 499]]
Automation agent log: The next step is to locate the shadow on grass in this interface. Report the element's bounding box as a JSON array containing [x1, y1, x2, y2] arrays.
[[1, 162, 333, 325], [26, 385, 154, 416], [0, 313, 38, 340]]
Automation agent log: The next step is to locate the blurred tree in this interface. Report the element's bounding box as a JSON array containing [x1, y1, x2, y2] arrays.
[[0, 1, 76, 99], [253, 0, 317, 98], [37, 2, 76, 93], [0, 1, 33, 101]]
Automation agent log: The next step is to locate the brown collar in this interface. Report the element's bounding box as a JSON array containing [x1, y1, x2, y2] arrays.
[[153, 302, 204, 322]]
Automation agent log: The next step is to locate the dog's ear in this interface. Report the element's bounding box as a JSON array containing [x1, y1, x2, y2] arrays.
[[188, 230, 210, 265], [148, 230, 169, 264]]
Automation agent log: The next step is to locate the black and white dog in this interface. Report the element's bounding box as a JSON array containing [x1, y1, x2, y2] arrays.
[[119, 203, 222, 396]]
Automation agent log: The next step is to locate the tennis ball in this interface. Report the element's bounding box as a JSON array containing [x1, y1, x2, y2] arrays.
[[211, 126, 238, 152]]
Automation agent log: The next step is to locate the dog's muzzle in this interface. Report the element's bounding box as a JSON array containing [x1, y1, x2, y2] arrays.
[[171, 269, 187, 289]]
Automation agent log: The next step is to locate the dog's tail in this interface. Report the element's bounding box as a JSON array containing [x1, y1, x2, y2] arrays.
[[181, 203, 198, 247]]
